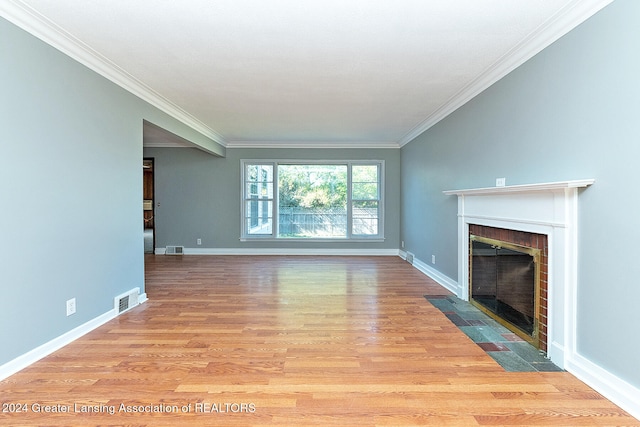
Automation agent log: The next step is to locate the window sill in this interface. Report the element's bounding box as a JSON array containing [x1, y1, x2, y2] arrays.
[[239, 237, 385, 243]]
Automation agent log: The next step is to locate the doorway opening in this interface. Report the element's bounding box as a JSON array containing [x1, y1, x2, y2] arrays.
[[143, 158, 154, 254]]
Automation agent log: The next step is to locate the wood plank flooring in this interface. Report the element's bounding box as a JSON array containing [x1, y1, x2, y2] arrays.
[[1, 255, 637, 426]]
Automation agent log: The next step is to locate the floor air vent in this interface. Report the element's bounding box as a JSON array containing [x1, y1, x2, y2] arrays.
[[165, 245, 184, 255], [114, 288, 140, 314]]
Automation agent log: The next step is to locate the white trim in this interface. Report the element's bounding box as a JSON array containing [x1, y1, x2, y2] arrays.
[[462, 214, 567, 229], [158, 247, 399, 256], [0, 0, 227, 149], [0, 310, 115, 381], [566, 353, 640, 421], [143, 141, 193, 149], [403, 247, 640, 422], [409, 255, 459, 295], [398, 0, 614, 146], [0, 295, 148, 381], [444, 180, 595, 370], [2, 0, 613, 151], [240, 160, 385, 241], [227, 140, 400, 149], [239, 238, 386, 243], [443, 179, 595, 196]]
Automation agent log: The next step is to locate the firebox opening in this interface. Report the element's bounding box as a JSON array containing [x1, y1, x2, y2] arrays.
[[470, 235, 541, 348]]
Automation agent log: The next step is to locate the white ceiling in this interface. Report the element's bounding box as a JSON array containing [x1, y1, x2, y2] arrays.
[[4, 0, 612, 149]]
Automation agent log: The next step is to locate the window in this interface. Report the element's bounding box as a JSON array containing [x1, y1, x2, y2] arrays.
[[242, 161, 384, 240], [351, 164, 380, 236], [244, 164, 273, 235]]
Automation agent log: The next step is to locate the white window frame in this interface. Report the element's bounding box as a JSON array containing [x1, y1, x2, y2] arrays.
[[241, 160, 384, 242]]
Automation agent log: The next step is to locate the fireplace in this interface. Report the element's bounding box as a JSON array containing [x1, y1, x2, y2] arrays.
[[469, 226, 548, 351], [443, 179, 594, 368]]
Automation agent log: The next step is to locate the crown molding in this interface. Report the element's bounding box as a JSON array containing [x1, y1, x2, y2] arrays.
[[226, 140, 400, 149], [398, 0, 615, 147], [3, 0, 613, 151], [143, 141, 193, 149], [1, 0, 228, 148]]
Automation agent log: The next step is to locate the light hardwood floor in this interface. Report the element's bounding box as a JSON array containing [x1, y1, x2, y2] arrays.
[[1, 255, 637, 426]]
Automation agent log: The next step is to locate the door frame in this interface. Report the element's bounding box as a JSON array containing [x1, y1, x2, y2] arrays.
[[143, 157, 155, 253]]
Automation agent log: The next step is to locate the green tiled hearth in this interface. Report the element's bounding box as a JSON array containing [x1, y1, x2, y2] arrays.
[[425, 295, 563, 372]]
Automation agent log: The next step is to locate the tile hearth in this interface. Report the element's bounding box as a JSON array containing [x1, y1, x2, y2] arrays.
[[425, 295, 562, 372]]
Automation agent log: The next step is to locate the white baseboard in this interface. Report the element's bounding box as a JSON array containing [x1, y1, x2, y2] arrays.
[[0, 296, 148, 381], [5, 250, 638, 422], [565, 352, 640, 421], [408, 254, 460, 295], [0, 310, 116, 381], [547, 340, 566, 370], [401, 253, 639, 421], [405, 252, 640, 421], [138, 292, 148, 304], [156, 247, 400, 256]]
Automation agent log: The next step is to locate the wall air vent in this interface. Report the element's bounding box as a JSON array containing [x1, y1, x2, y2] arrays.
[[165, 245, 184, 255], [114, 288, 140, 314], [406, 252, 414, 265]]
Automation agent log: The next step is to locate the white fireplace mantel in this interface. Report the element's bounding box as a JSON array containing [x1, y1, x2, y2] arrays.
[[443, 179, 595, 197], [444, 179, 594, 368]]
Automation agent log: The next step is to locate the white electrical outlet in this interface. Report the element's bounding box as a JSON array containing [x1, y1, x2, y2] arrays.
[[401, 240, 405, 249], [496, 177, 506, 187], [197, 238, 202, 245], [66, 298, 76, 316], [431, 255, 436, 264]]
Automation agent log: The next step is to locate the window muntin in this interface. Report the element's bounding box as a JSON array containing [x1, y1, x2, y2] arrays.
[[244, 164, 273, 235], [241, 161, 383, 240], [351, 164, 379, 236]]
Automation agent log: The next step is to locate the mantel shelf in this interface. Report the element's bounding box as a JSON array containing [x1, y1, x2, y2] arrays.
[[443, 179, 595, 196]]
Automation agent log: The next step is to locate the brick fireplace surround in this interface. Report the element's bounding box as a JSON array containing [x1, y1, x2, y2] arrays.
[[469, 224, 549, 353]]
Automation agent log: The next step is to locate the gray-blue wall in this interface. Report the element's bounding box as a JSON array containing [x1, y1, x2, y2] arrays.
[[0, 17, 221, 366], [400, 0, 640, 388], [143, 146, 400, 252], [3, 0, 639, 412]]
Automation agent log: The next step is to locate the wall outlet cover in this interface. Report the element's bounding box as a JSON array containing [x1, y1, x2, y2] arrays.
[[66, 298, 76, 316]]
